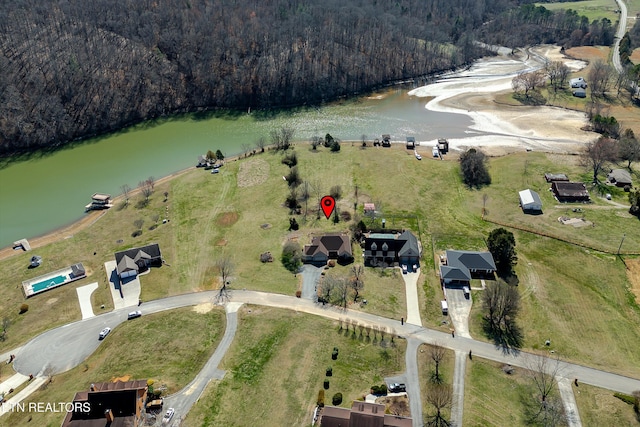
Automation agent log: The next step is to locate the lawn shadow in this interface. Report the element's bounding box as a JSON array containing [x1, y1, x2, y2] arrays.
[[482, 318, 523, 356]]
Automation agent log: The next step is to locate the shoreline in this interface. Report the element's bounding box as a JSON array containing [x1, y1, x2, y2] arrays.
[[0, 46, 600, 258]]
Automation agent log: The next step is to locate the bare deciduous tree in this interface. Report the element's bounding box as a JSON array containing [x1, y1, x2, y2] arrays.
[[121, 184, 131, 206], [139, 180, 153, 202], [588, 60, 614, 97], [545, 61, 570, 92], [580, 136, 618, 183], [429, 343, 447, 384], [133, 218, 144, 230], [512, 70, 546, 98], [524, 354, 566, 427], [350, 265, 364, 302], [255, 136, 266, 153], [424, 384, 452, 427]]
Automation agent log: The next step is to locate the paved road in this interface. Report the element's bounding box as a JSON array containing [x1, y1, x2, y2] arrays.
[[404, 338, 423, 427], [10, 289, 640, 422], [450, 350, 467, 427], [612, 0, 628, 74], [160, 303, 242, 426]]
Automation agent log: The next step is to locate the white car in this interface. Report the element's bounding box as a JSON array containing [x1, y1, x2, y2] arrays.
[[162, 408, 175, 424], [98, 327, 111, 340], [127, 310, 142, 320]]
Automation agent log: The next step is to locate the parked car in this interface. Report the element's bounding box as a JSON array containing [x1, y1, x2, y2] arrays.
[[127, 310, 142, 320], [98, 327, 111, 340], [402, 265, 408, 274], [389, 383, 406, 392], [211, 168, 219, 174], [162, 408, 175, 424]]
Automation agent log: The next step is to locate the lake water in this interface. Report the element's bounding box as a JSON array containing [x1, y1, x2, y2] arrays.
[[0, 89, 472, 248]]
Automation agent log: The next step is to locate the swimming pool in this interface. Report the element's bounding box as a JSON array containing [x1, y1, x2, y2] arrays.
[[31, 275, 67, 293]]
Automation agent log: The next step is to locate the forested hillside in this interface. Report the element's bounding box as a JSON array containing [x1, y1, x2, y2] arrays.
[[0, 0, 610, 154]]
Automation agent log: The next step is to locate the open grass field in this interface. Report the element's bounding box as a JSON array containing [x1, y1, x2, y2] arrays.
[[463, 357, 549, 426], [182, 306, 406, 427], [2, 307, 225, 427], [535, 0, 621, 23], [573, 383, 640, 425], [1, 143, 639, 376]]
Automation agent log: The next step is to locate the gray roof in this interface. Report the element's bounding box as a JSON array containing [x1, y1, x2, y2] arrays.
[[608, 169, 632, 185], [447, 250, 496, 271], [397, 230, 419, 257], [440, 265, 471, 281], [114, 244, 161, 275]]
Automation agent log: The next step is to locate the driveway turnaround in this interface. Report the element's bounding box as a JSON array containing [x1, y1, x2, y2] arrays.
[[401, 269, 422, 326], [76, 282, 98, 319], [104, 261, 140, 309]]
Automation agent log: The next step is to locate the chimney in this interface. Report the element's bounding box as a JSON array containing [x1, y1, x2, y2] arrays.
[[104, 409, 114, 422]]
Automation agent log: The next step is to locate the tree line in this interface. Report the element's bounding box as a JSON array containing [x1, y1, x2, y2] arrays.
[[0, 0, 609, 155]]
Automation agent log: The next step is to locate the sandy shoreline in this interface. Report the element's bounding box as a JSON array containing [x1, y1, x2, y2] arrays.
[[408, 46, 599, 156], [1, 46, 599, 260]]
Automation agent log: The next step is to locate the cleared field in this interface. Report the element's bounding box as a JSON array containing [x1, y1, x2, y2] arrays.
[[2, 307, 226, 427], [463, 357, 550, 426], [182, 306, 406, 427], [573, 383, 640, 425], [535, 0, 621, 22]]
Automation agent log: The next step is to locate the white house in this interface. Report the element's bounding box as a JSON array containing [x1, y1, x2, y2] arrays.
[[570, 77, 587, 88], [519, 189, 543, 212]]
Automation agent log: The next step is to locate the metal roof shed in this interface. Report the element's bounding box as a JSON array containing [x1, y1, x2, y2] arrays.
[[519, 189, 542, 212]]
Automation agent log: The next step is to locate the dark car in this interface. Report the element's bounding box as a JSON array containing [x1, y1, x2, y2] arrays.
[[389, 382, 406, 392]]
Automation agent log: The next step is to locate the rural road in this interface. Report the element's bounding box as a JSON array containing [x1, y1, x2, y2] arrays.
[[14, 290, 640, 421], [612, 0, 628, 74]]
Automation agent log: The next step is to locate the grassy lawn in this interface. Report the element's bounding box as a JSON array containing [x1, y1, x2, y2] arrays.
[[573, 383, 640, 425], [182, 306, 406, 427], [417, 344, 455, 425], [2, 307, 225, 427], [535, 0, 621, 23], [463, 357, 546, 426]]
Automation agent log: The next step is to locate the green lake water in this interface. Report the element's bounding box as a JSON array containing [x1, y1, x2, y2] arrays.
[[0, 89, 472, 248]]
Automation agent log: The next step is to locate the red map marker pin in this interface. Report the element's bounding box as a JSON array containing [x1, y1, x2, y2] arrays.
[[320, 195, 336, 219]]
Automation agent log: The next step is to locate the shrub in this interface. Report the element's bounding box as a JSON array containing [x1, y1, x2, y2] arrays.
[[332, 347, 339, 360], [286, 166, 302, 187], [324, 380, 330, 389], [295, 290, 302, 298], [340, 211, 351, 222], [613, 392, 636, 405], [317, 389, 325, 407], [281, 241, 302, 273], [131, 230, 142, 238], [326, 367, 333, 377], [332, 392, 343, 406], [281, 152, 298, 168], [371, 384, 388, 395], [19, 304, 29, 314], [330, 140, 341, 152], [330, 185, 343, 200], [260, 252, 273, 263], [624, 184, 631, 192]]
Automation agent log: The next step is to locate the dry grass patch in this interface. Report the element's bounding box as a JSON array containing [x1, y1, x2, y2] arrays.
[[237, 158, 269, 187], [216, 211, 239, 227], [374, 395, 411, 416], [565, 46, 609, 62], [626, 257, 640, 304]]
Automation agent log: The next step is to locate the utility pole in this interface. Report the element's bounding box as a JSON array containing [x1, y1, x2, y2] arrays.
[[617, 233, 626, 255]]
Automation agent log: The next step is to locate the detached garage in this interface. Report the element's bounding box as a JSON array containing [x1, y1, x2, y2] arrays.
[[519, 189, 542, 213]]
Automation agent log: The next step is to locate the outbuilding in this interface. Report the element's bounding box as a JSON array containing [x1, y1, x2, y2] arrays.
[[519, 189, 543, 213]]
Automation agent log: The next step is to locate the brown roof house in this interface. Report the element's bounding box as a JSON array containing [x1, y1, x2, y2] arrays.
[[303, 233, 353, 266], [61, 380, 148, 427], [551, 182, 590, 203], [321, 401, 412, 427], [114, 243, 162, 279], [608, 169, 632, 187], [363, 231, 420, 268]]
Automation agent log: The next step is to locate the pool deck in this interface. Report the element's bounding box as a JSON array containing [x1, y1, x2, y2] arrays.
[[21, 263, 86, 298]]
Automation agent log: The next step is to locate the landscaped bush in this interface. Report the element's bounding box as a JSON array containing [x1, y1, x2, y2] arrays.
[[317, 389, 325, 407], [324, 380, 330, 389], [370, 384, 388, 395], [281, 241, 302, 273], [332, 392, 343, 406], [295, 290, 301, 298], [326, 366, 332, 377], [332, 347, 339, 360], [19, 304, 28, 314]]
